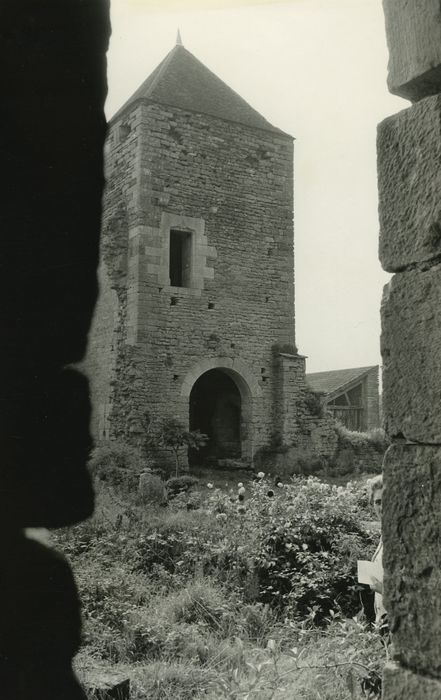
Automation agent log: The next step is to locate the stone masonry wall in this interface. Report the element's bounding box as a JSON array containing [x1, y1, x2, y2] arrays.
[[84, 262, 118, 440], [379, 2, 441, 696], [365, 366, 380, 430], [349, 446, 383, 474], [87, 96, 299, 466], [254, 354, 338, 474], [274, 354, 338, 456]]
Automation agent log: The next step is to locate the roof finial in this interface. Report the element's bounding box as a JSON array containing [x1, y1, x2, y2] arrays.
[[176, 29, 183, 46]]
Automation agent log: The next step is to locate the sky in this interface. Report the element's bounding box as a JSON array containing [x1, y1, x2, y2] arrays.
[[106, 0, 407, 374]]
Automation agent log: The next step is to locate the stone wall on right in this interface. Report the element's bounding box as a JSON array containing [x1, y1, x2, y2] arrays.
[[379, 2, 441, 696]]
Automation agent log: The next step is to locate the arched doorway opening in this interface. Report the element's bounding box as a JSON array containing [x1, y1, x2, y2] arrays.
[[189, 368, 247, 466]]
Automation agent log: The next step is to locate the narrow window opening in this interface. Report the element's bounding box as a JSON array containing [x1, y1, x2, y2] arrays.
[[170, 296, 178, 306], [208, 302, 215, 309], [169, 229, 192, 287]]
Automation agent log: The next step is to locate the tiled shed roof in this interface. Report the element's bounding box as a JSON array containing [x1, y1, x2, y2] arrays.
[[111, 44, 287, 135], [306, 366, 377, 396]]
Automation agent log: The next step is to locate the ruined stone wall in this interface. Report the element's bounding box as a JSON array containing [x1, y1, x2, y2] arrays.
[[379, 2, 441, 696], [365, 366, 380, 430], [345, 446, 383, 474], [254, 353, 338, 474], [85, 263, 118, 439], [274, 354, 338, 456], [88, 98, 298, 464]]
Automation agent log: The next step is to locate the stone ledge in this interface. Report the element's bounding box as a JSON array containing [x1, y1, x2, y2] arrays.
[[83, 670, 130, 700]]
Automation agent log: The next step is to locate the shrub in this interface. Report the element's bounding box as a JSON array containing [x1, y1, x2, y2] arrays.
[[88, 441, 140, 490], [166, 475, 199, 497], [139, 472, 168, 505], [248, 479, 375, 619], [304, 390, 324, 418], [335, 423, 389, 455], [135, 510, 220, 577], [321, 423, 390, 476], [193, 477, 378, 621], [291, 450, 328, 476], [136, 477, 376, 622], [149, 417, 208, 477], [365, 427, 390, 453]]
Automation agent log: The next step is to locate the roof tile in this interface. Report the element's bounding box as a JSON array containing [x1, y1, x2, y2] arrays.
[[306, 366, 378, 396], [111, 45, 288, 135]]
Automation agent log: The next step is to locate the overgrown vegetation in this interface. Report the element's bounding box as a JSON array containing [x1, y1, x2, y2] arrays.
[[143, 415, 208, 476], [304, 390, 324, 418], [256, 424, 389, 482], [53, 460, 387, 699], [334, 424, 390, 455]]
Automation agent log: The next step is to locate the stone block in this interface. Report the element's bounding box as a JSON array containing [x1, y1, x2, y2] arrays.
[[377, 96, 441, 272], [85, 671, 130, 700], [383, 663, 441, 699], [383, 445, 441, 677], [382, 0, 441, 101], [381, 266, 441, 442]]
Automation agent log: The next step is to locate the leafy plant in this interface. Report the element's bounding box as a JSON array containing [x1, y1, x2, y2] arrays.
[[166, 475, 200, 497], [335, 423, 389, 455], [139, 471, 168, 505], [156, 418, 208, 477], [304, 390, 324, 418], [55, 474, 385, 699], [88, 440, 140, 490]]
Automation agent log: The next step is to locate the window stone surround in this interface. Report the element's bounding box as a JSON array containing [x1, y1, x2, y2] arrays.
[[145, 212, 217, 295]]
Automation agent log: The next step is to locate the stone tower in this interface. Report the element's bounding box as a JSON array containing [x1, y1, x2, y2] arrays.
[[86, 39, 309, 468]]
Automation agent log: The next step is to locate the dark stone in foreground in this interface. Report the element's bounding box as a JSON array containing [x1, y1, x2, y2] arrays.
[[0, 533, 85, 700]]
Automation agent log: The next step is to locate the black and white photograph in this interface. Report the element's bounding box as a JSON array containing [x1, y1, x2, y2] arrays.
[[2, 1, 440, 698]]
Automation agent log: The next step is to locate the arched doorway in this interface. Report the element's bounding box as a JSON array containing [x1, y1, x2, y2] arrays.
[[189, 369, 246, 466]]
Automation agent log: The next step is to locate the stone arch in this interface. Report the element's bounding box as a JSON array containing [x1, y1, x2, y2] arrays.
[[180, 357, 262, 400], [181, 358, 260, 464]]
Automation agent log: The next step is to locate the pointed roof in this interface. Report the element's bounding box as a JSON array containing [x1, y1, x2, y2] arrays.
[[306, 366, 378, 397], [111, 44, 288, 135]]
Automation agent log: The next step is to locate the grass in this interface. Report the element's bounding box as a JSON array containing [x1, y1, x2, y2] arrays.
[[76, 623, 378, 700], [56, 470, 385, 700]]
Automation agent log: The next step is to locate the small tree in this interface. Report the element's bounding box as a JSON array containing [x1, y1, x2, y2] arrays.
[[158, 417, 208, 476]]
